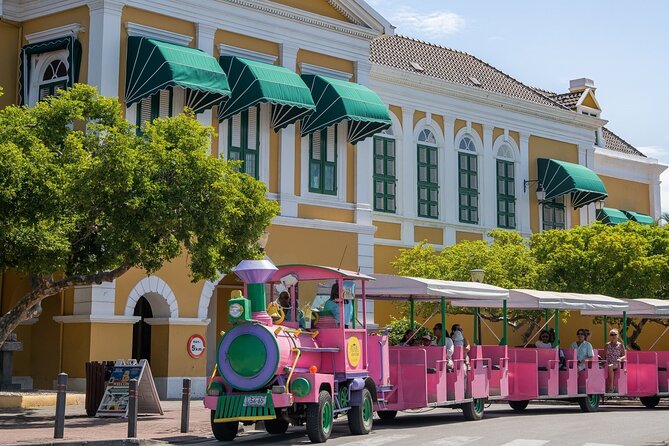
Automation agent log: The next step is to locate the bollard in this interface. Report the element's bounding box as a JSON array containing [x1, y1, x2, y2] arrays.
[[54, 373, 68, 439], [181, 378, 191, 433], [127, 379, 138, 438]]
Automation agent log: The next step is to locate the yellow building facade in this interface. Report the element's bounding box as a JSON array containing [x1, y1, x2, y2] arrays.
[[0, 0, 665, 396]]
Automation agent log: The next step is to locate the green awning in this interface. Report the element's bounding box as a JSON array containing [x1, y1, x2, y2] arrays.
[[125, 36, 230, 114], [538, 158, 608, 208], [596, 208, 629, 225], [622, 210, 654, 225], [217, 56, 315, 131], [300, 74, 391, 144]]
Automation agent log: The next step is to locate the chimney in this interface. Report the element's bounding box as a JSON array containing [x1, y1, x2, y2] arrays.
[[569, 78, 596, 93]]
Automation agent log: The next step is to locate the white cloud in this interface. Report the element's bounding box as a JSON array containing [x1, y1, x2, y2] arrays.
[[388, 7, 465, 40]]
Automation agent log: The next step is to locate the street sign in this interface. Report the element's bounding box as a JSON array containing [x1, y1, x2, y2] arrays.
[[96, 359, 163, 417], [187, 334, 206, 359]]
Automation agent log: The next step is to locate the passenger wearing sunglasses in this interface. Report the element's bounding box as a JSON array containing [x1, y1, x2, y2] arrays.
[[535, 330, 553, 349], [605, 329, 626, 393], [570, 329, 594, 371]]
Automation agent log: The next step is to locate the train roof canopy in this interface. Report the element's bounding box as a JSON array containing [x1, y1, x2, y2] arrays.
[[270, 264, 375, 282], [500, 289, 629, 311], [361, 274, 508, 306], [581, 298, 669, 317]]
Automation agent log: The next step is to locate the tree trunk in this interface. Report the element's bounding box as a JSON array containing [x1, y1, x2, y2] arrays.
[[0, 265, 129, 348], [627, 318, 649, 351]]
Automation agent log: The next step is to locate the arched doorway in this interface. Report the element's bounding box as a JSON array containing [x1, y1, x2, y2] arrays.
[[132, 296, 153, 362]]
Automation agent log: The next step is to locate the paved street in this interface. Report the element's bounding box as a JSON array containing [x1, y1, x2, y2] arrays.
[[198, 402, 669, 446]]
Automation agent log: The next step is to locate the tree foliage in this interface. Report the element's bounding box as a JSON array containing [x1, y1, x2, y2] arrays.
[[0, 85, 280, 346]]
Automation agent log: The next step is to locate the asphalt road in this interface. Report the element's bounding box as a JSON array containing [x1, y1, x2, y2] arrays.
[[196, 402, 669, 446]]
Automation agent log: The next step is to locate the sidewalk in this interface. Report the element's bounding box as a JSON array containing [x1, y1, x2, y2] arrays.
[[0, 399, 216, 446]]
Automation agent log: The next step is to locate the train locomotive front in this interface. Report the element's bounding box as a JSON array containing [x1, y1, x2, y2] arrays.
[[203, 261, 375, 443]]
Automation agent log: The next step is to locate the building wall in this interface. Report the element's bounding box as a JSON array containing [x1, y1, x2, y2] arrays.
[[599, 175, 651, 214], [0, 21, 20, 107]]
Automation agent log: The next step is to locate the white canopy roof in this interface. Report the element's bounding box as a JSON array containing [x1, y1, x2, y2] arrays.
[[503, 289, 628, 311], [581, 298, 669, 317], [361, 274, 508, 306]]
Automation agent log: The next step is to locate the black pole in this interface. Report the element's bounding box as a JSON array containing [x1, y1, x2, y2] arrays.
[[181, 378, 191, 433], [54, 373, 67, 439], [128, 379, 138, 438]]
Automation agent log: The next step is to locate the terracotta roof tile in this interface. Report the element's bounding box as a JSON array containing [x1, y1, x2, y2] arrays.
[[370, 35, 565, 109], [602, 128, 645, 157], [548, 92, 581, 110]]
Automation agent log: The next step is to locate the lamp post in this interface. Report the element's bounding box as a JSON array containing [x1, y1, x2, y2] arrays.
[[469, 269, 485, 345]]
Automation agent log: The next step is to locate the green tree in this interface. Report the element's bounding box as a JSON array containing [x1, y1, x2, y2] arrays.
[[0, 85, 279, 347], [393, 229, 544, 343], [531, 222, 669, 346]]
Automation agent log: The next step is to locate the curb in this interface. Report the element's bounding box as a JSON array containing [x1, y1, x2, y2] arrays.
[[5, 440, 169, 446]]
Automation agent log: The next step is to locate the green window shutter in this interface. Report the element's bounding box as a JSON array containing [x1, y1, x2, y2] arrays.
[[228, 107, 260, 179], [458, 152, 478, 224], [309, 126, 337, 195], [496, 159, 516, 229], [542, 197, 565, 231], [417, 144, 438, 218], [373, 136, 397, 213]]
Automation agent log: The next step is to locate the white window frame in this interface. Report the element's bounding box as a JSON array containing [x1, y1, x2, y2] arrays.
[[28, 49, 70, 107], [218, 103, 271, 186]]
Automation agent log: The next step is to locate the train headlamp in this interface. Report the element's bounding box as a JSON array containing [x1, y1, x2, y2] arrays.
[[229, 303, 243, 318]]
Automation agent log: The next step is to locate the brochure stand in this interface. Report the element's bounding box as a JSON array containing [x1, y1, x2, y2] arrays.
[[96, 359, 163, 417]]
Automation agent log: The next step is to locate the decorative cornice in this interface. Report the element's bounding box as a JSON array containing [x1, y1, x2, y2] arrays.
[[326, 0, 362, 26], [53, 315, 141, 324], [300, 62, 352, 81], [220, 0, 379, 40], [125, 22, 192, 46], [24, 23, 85, 44], [272, 215, 376, 235], [217, 44, 277, 64], [144, 317, 211, 326]]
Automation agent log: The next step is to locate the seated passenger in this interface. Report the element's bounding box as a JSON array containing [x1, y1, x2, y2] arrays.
[[605, 329, 626, 393], [431, 323, 454, 369], [421, 334, 432, 346], [451, 324, 470, 367], [323, 283, 353, 328], [570, 328, 594, 372], [400, 329, 416, 346], [278, 291, 305, 328], [535, 330, 553, 348]]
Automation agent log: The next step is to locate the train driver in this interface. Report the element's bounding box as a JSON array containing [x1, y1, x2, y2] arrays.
[[278, 290, 305, 328]]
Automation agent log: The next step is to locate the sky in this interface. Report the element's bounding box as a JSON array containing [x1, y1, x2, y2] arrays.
[[365, 0, 669, 213]]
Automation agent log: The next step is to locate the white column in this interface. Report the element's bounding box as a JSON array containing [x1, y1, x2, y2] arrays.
[[443, 115, 457, 225], [401, 107, 415, 244], [87, 0, 124, 98], [578, 144, 595, 225], [196, 23, 217, 140], [355, 138, 373, 226], [518, 132, 531, 235], [650, 179, 662, 220], [279, 44, 299, 216], [482, 124, 495, 230]]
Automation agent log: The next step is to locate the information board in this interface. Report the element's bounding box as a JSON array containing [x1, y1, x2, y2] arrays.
[[96, 359, 163, 417]]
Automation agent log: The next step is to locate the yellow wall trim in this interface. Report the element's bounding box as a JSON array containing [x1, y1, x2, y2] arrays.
[[414, 226, 443, 245], [374, 221, 401, 240], [297, 204, 355, 223], [456, 231, 483, 243]]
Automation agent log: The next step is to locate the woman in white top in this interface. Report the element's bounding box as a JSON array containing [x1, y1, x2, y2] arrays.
[[535, 330, 553, 349], [570, 328, 594, 371], [431, 323, 454, 369]]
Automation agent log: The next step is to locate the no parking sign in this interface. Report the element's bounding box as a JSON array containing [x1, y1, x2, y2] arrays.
[[187, 334, 206, 358]]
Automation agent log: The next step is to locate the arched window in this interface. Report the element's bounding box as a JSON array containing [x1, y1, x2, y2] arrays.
[[458, 135, 478, 224], [35, 53, 69, 103], [417, 128, 438, 218], [496, 143, 516, 229], [373, 127, 397, 213]]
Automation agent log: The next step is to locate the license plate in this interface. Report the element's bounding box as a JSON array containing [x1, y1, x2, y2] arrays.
[[243, 395, 267, 407]]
